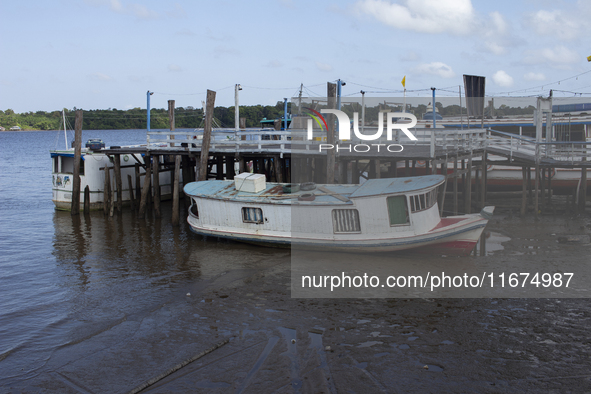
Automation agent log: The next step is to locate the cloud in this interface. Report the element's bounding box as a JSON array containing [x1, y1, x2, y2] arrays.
[[265, 60, 283, 68], [84, 0, 159, 20], [316, 62, 333, 72], [168, 64, 182, 72], [415, 62, 455, 78], [354, 0, 476, 35], [399, 51, 420, 62], [524, 72, 546, 81], [88, 72, 113, 81], [128, 4, 158, 19], [524, 9, 581, 41], [176, 28, 196, 36], [355, 1, 518, 55], [522, 45, 580, 67], [492, 70, 513, 87]]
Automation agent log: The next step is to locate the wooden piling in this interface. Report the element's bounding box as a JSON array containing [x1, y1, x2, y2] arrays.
[[273, 156, 283, 183], [168, 100, 175, 147], [580, 161, 587, 212], [534, 164, 540, 217], [374, 159, 381, 179], [114, 154, 123, 212], [453, 157, 458, 215], [465, 157, 472, 214], [138, 155, 152, 217], [127, 174, 135, 211], [172, 155, 181, 226], [520, 166, 527, 216], [198, 90, 216, 181], [135, 163, 141, 208], [152, 155, 161, 218], [83, 185, 90, 215], [326, 82, 336, 184], [71, 110, 83, 214], [481, 152, 487, 209], [182, 156, 191, 205], [104, 166, 111, 216]]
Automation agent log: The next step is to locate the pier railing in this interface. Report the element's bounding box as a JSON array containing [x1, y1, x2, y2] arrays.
[[487, 129, 591, 165], [147, 129, 292, 155], [147, 127, 487, 158]]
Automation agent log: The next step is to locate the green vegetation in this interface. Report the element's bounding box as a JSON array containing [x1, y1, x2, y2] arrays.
[[0, 102, 290, 131], [0, 101, 538, 131]]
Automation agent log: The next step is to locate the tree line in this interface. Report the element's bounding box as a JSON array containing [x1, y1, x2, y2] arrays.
[[0, 102, 290, 131], [1, 100, 538, 131]]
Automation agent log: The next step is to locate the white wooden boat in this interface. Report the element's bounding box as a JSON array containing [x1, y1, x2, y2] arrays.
[[184, 174, 494, 255], [50, 116, 177, 211]]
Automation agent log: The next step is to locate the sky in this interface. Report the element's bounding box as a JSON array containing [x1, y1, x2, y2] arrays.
[[2, 0, 591, 113]]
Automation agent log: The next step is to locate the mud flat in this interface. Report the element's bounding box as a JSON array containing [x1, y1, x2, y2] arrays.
[[3, 211, 591, 393]]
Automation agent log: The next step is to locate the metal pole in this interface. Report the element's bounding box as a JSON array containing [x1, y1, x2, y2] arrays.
[[459, 86, 463, 130], [337, 79, 343, 110], [146, 91, 153, 131], [283, 98, 288, 130], [361, 90, 366, 135], [235, 84, 241, 131], [431, 87, 436, 129]]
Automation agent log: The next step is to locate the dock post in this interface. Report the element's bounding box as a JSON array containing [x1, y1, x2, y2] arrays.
[[135, 163, 141, 209], [465, 157, 472, 213], [138, 155, 152, 217], [71, 110, 83, 214], [182, 156, 191, 205], [547, 167, 552, 206], [172, 155, 181, 226], [481, 152, 487, 209], [534, 164, 540, 217], [326, 82, 336, 184], [128, 174, 135, 211], [152, 155, 161, 218], [580, 162, 587, 212], [521, 167, 527, 216], [273, 156, 283, 182], [198, 90, 216, 181], [114, 154, 123, 212], [453, 157, 458, 215], [110, 172, 115, 217], [104, 166, 111, 216], [168, 100, 175, 147], [216, 156, 224, 180], [83, 185, 90, 215]]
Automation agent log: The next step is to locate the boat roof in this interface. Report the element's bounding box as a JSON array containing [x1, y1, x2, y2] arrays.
[[184, 175, 445, 205], [349, 175, 445, 198]]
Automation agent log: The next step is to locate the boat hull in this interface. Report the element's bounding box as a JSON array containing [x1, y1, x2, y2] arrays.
[[187, 211, 488, 256]]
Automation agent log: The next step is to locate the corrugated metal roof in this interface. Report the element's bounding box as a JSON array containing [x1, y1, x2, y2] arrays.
[[349, 175, 445, 198]]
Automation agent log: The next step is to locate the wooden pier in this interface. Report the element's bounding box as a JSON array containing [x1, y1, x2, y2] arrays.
[[69, 93, 591, 224]]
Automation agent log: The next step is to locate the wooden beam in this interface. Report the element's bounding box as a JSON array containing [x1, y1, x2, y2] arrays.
[[172, 155, 181, 226], [138, 155, 152, 217], [198, 90, 216, 181], [326, 82, 336, 184], [114, 154, 123, 212], [71, 110, 83, 214], [152, 155, 161, 218], [127, 174, 135, 211]]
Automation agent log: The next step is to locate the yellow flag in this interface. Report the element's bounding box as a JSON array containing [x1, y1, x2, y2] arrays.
[[587, 55, 591, 62], [401, 75, 406, 88]]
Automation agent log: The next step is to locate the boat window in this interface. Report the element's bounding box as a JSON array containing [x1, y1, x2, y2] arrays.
[[409, 189, 438, 213], [58, 156, 84, 175], [190, 200, 199, 218], [387, 196, 409, 225], [53, 156, 59, 173], [242, 207, 264, 224], [332, 209, 361, 233]]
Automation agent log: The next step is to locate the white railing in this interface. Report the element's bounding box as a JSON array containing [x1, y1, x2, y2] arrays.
[[487, 129, 591, 165], [147, 127, 488, 158], [147, 128, 291, 155]]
